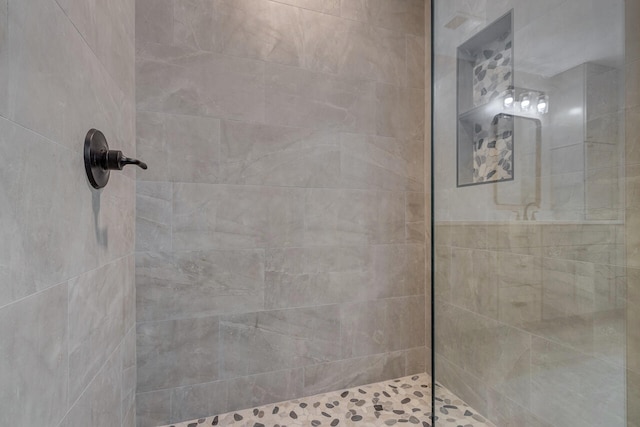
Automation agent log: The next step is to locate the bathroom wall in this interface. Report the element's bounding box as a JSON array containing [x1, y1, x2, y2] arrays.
[[435, 221, 626, 426], [434, 1, 625, 223], [433, 1, 631, 426], [625, 0, 640, 425], [134, 1, 428, 425], [0, 0, 136, 426]]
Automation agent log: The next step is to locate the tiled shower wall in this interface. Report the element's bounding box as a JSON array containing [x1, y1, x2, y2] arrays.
[[0, 0, 136, 426], [435, 222, 626, 426], [625, 0, 640, 424], [134, 1, 428, 426]]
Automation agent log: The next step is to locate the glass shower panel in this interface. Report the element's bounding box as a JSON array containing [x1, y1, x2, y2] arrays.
[[432, 0, 630, 426]]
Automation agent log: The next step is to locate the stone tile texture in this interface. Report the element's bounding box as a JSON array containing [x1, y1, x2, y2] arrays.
[[135, 0, 427, 425], [0, 0, 136, 426]]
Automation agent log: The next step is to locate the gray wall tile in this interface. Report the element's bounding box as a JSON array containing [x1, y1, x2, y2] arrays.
[[173, 183, 305, 250], [276, 0, 339, 15], [226, 369, 304, 412], [68, 257, 129, 403], [135, 0, 427, 422], [341, 296, 425, 358], [340, 0, 425, 36], [265, 246, 372, 309], [0, 284, 68, 427], [136, 181, 172, 253], [376, 83, 425, 142], [137, 316, 220, 392], [60, 343, 122, 427], [0, 0, 135, 425], [339, 133, 423, 191], [265, 62, 376, 133], [137, 46, 265, 122], [220, 120, 340, 187], [57, 0, 135, 96], [137, 111, 220, 184], [303, 351, 406, 396], [136, 249, 265, 322], [220, 306, 341, 378], [170, 381, 229, 424], [136, 389, 171, 427]]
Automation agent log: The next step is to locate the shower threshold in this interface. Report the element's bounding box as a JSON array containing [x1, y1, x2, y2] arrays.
[[160, 373, 496, 427]]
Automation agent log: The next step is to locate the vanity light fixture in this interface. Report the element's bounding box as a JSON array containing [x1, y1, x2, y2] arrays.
[[519, 92, 531, 111], [536, 94, 549, 114]]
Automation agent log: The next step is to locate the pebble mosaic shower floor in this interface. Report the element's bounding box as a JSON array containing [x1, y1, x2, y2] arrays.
[[161, 374, 496, 427]]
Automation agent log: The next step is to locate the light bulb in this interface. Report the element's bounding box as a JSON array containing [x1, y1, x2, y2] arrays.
[[536, 94, 549, 114], [503, 91, 514, 108], [520, 94, 531, 111]]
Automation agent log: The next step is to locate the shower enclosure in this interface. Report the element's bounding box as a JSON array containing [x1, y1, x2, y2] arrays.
[[432, 0, 638, 426]]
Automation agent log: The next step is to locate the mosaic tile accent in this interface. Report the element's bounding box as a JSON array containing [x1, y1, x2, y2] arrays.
[[161, 374, 496, 427], [472, 34, 512, 107], [472, 116, 513, 183]]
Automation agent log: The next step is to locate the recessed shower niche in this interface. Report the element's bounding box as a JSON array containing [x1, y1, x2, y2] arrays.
[[457, 11, 514, 187]]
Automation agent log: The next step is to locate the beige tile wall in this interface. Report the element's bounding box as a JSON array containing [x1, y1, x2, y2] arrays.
[[134, 1, 428, 425]]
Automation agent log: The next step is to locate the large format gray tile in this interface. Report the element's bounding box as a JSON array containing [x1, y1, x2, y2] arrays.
[[57, 0, 135, 96], [276, 0, 340, 15], [136, 181, 172, 253], [0, 119, 135, 304], [220, 120, 340, 188], [226, 368, 304, 412], [450, 248, 497, 319], [339, 133, 423, 191], [7, 0, 133, 154], [136, 389, 172, 427], [60, 342, 122, 427], [136, 249, 265, 322], [172, 183, 305, 250], [340, 0, 425, 36], [220, 306, 341, 378], [170, 380, 229, 424], [265, 62, 376, 133], [628, 368, 640, 427], [175, 0, 304, 66], [376, 83, 425, 142], [436, 303, 531, 408], [265, 246, 372, 309], [301, 10, 405, 84], [0, 284, 68, 427], [302, 351, 406, 396], [135, 0, 172, 46], [68, 257, 128, 403], [266, 243, 426, 309], [0, 0, 6, 116], [137, 316, 221, 392], [303, 188, 405, 246], [136, 111, 220, 184], [371, 244, 425, 298], [406, 35, 425, 89], [340, 296, 425, 358], [530, 337, 625, 427], [137, 45, 265, 122], [0, 118, 133, 305], [121, 327, 137, 425]]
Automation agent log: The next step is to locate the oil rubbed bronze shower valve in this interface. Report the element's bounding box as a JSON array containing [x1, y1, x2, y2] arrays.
[[83, 128, 147, 189]]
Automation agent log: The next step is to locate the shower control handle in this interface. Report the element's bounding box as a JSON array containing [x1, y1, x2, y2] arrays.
[[105, 150, 148, 171], [84, 128, 148, 189]]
